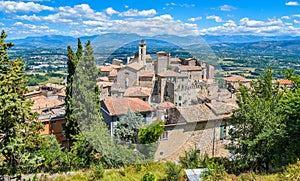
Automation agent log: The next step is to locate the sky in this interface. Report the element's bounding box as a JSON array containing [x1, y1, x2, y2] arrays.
[[1, 0, 300, 39]]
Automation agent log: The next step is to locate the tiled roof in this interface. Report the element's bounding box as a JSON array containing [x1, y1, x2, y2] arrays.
[[178, 65, 202, 71], [97, 81, 114, 88], [139, 70, 154, 78], [109, 69, 118, 77], [223, 75, 251, 83], [31, 95, 64, 111], [98, 64, 123, 72], [124, 86, 152, 97], [43, 83, 65, 90], [272, 79, 293, 85], [205, 102, 238, 115], [178, 104, 218, 123], [170, 57, 181, 62], [98, 76, 110, 82], [156, 51, 168, 55], [158, 70, 187, 77], [126, 62, 144, 71], [104, 98, 152, 116], [157, 102, 175, 109]]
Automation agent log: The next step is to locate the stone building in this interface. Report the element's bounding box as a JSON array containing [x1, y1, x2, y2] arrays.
[[100, 97, 152, 136], [155, 101, 238, 161]]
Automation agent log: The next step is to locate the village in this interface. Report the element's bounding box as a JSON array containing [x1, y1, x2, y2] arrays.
[[25, 40, 293, 161]]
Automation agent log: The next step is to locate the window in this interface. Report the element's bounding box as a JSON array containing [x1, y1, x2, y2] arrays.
[[220, 125, 226, 140], [62, 123, 66, 136], [125, 78, 129, 88], [51, 121, 56, 124], [178, 96, 182, 101], [160, 131, 168, 140]]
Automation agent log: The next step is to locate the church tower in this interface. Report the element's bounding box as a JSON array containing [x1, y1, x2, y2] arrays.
[[138, 39, 146, 65]]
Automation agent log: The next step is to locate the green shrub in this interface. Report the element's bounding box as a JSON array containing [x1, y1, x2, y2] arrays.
[[91, 164, 105, 180], [141, 172, 155, 181], [165, 162, 181, 181]]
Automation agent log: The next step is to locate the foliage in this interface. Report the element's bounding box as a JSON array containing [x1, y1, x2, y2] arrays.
[[179, 148, 210, 169], [227, 70, 289, 172], [141, 172, 155, 181], [114, 111, 144, 144], [72, 40, 111, 157], [201, 161, 228, 181], [90, 164, 105, 180], [65, 38, 81, 141], [138, 120, 164, 144], [164, 162, 182, 181], [0, 30, 42, 176]]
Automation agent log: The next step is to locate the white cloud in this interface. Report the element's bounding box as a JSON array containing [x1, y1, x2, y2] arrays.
[[188, 16, 202, 22], [294, 19, 300, 24], [206, 15, 223, 23], [281, 16, 290, 20], [0, 1, 54, 13], [292, 14, 300, 18], [118, 9, 157, 17], [165, 3, 195, 8], [106, 7, 118, 15], [239, 17, 283, 27], [220, 5, 236, 11], [285, 1, 299, 6]]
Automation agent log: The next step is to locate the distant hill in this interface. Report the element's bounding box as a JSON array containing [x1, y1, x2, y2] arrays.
[[9, 33, 300, 49]]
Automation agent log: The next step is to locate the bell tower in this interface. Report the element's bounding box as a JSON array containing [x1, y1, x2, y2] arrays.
[[138, 39, 146, 65]]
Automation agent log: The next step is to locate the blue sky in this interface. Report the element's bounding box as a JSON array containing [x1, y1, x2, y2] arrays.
[[1, 0, 300, 39]]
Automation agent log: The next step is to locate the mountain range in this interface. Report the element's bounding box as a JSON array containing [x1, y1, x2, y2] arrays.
[[9, 33, 300, 49]]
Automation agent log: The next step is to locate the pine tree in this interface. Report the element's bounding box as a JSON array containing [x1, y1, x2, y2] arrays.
[[65, 38, 82, 141], [72, 40, 111, 156], [0, 30, 41, 175]]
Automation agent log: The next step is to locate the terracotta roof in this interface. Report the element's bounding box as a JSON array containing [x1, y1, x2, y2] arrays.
[[139, 70, 154, 78], [104, 98, 152, 116], [124, 86, 152, 97], [126, 62, 144, 71], [98, 77, 110, 82], [98, 64, 123, 72], [109, 69, 118, 77], [157, 102, 175, 109], [31, 95, 64, 111], [97, 81, 114, 88], [171, 57, 181, 62], [178, 65, 202, 71], [158, 70, 187, 78], [98, 65, 113, 72], [223, 75, 251, 83], [43, 83, 65, 90], [157, 51, 168, 55], [272, 79, 293, 85]]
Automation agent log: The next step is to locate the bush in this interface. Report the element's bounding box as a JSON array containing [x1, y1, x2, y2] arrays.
[[179, 148, 209, 169], [141, 172, 155, 181], [165, 162, 182, 181], [91, 164, 105, 180]]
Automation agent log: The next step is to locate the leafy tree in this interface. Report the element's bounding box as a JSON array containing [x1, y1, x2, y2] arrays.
[[114, 111, 144, 144], [278, 72, 300, 165], [0, 30, 42, 176], [227, 70, 287, 172], [65, 38, 82, 141], [138, 120, 164, 144], [72, 40, 111, 158]]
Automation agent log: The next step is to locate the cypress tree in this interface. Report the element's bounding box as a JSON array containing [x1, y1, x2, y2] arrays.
[[65, 39, 82, 141]]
